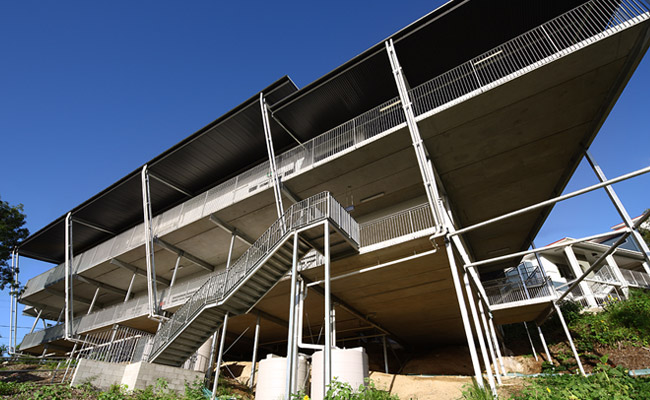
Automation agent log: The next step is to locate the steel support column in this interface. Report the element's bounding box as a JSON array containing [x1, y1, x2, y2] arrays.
[[170, 255, 182, 288], [260, 93, 284, 219], [211, 313, 229, 400], [479, 301, 502, 383], [250, 313, 261, 389], [523, 322, 538, 361], [125, 273, 136, 302], [206, 330, 219, 385], [87, 288, 100, 315], [463, 272, 497, 394], [141, 166, 159, 318], [324, 220, 332, 394], [64, 212, 74, 339], [444, 239, 484, 389], [385, 39, 444, 235], [554, 303, 585, 376], [382, 335, 389, 374], [9, 250, 16, 353], [537, 324, 553, 363], [30, 309, 43, 334], [488, 315, 507, 375], [585, 150, 650, 272], [285, 233, 299, 398]]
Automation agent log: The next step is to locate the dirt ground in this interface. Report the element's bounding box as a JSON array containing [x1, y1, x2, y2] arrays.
[[0, 363, 65, 384]]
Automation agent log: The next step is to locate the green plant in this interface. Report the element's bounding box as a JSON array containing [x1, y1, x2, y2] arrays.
[[98, 383, 128, 400], [323, 379, 399, 400], [459, 381, 493, 400], [184, 379, 207, 400]]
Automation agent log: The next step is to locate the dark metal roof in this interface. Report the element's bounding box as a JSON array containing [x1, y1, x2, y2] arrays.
[[20, 77, 298, 263], [20, 0, 595, 264], [271, 0, 590, 140]]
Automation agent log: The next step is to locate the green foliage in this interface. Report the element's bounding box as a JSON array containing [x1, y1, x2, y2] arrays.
[[514, 359, 650, 400], [183, 379, 207, 400], [0, 195, 29, 291], [459, 381, 493, 400], [0, 380, 20, 395], [570, 289, 650, 350], [322, 379, 400, 400]]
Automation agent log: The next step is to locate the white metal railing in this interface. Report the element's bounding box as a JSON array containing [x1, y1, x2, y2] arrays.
[[149, 192, 359, 358], [621, 268, 650, 288], [484, 275, 555, 305], [359, 204, 435, 247], [75, 326, 152, 364]]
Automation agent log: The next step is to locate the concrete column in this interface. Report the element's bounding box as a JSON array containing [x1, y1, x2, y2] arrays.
[[195, 336, 213, 373], [606, 255, 629, 298], [563, 246, 598, 308]]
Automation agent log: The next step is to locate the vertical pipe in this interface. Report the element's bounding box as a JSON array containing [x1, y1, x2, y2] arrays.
[[463, 272, 497, 394], [9, 250, 15, 353], [141, 165, 159, 318], [250, 313, 261, 389], [260, 93, 284, 219], [478, 301, 502, 384], [125, 274, 136, 302], [206, 330, 219, 384], [64, 212, 73, 339], [285, 233, 299, 398], [488, 316, 506, 375], [324, 220, 332, 394], [537, 324, 552, 363], [444, 240, 484, 388], [554, 303, 585, 376], [211, 313, 229, 400], [382, 335, 389, 374], [523, 322, 538, 361], [14, 252, 19, 352]]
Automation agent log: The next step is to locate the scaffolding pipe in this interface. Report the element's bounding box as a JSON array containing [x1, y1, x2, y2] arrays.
[[554, 303, 585, 376], [488, 315, 507, 375], [585, 151, 650, 272], [537, 324, 553, 363], [324, 220, 332, 394], [64, 212, 74, 339], [285, 233, 299, 398], [452, 164, 650, 237], [250, 313, 261, 389], [463, 272, 497, 395], [141, 166, 160, 319], [523, 322, 539, 361], [211, 313, 229, 400], [478, 301, 502, 383], [30, 309, 42, 334]]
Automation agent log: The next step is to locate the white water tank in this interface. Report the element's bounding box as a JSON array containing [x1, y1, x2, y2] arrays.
[[255, 354, 310, 400], [311, 347, 369, 400]]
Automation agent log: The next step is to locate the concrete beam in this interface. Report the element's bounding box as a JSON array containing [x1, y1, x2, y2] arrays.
[[74, 274, 128, 297], [208, 215, 255, 246], [45, 287, 103, 309], [153, 237, 215, 272], [110, 258, 171, 286], [71, 217, 116, 235]]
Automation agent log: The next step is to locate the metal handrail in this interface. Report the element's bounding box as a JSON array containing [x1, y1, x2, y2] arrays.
[[149, 192, 359, 357], [359, 204, 435, 247]]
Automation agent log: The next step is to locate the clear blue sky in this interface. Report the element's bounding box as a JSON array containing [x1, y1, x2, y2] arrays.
[[1, 1, 649, 349]]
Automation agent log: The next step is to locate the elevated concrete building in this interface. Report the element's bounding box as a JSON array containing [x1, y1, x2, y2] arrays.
[[9, 0, 650, 396]]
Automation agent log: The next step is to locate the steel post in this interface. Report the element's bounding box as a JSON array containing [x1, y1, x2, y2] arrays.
[[206, 330, 219, 384], [87, 287, 100, 315], [463, 272, 497, 394], [478, 301, 502, 383], [125, 273, 136, 302], [488, 315, 506, 375], [537, 324, 552, 363], [170, 254, 182, 288], [250, 313, 261, 389], [324, 220, 332, 393], [444, 239, 484, 388], [585, 150, 650, 271], [554, 303, 585, 375], [141, 166, 159, 318], [382, 335, 389, 374], [30, 309, 43, 334], [285, 233, 299, 398], [211, 313, 229, 400], [9, 250, 15, 353], [523, 322, 538, 361], [260, 93, 284, 219], [64, 212, 74, 339]]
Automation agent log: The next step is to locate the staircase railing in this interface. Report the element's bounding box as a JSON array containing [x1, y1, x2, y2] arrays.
[[150, 192, 358, 358]]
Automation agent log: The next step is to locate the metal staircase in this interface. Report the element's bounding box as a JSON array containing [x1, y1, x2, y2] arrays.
[[148, 192, 359, 366]]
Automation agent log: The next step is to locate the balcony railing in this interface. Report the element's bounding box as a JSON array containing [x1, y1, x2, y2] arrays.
[[359, 204, 435, 248]]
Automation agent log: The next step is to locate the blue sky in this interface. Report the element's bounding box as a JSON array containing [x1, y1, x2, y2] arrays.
[[1, 1, 649, 349]]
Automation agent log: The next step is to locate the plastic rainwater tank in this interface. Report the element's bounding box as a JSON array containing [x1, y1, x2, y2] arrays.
[[310, 347, 369, 400], [255, 354, 309, 400]]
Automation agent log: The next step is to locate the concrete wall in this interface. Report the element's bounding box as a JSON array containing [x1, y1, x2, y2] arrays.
[[71, 359, 203, 393]]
